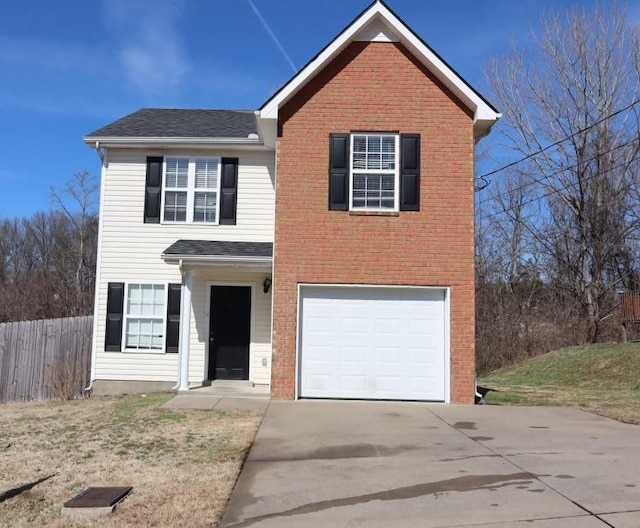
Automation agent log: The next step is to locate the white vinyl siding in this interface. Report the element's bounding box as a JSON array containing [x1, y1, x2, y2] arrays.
[[350, 133, 399, 211], [162, 156, 220, 224], [93, 149, 275, 384]]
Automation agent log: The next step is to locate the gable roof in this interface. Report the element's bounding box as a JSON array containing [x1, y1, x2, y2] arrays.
[[84, 108, 259, 146], [259, 0, 500, 138]]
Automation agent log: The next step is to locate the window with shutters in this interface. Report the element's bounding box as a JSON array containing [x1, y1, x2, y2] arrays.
[[350, 133, 399, 211], [162, 156, 220, 223], [124, 283, 167, 352]]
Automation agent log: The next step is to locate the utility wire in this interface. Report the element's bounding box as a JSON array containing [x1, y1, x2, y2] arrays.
[[477, 135, 640, 209], [476, 98, 640, 181], [479, 152, 640, 223]]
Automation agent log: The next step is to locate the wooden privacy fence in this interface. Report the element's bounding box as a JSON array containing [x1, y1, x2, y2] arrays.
[[0, 316, 93, 403]]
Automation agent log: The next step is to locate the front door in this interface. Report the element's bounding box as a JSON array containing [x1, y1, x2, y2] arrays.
[[209, 285, 251, 380]]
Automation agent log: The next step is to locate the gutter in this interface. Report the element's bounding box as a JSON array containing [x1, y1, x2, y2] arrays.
[[82, 136, 271, 150], [161, 254, 273, 266]]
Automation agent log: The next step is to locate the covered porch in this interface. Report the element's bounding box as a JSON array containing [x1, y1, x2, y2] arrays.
[[162, 240, 273, 391]]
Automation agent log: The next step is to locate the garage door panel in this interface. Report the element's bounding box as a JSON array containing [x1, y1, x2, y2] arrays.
[[299, 286, 447, 401], [375, 346, 403, 364], [342, 346, 367, 364]]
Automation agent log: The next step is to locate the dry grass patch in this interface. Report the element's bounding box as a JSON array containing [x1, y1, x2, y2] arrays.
[[0, 393, 264, 527]]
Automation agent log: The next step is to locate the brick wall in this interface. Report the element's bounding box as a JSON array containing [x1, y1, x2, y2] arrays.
[[272, 41, 476, 403]]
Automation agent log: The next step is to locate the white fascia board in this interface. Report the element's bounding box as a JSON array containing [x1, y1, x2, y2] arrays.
[[260, 2, 380, 120], [83, 136, 272, 151], [162, 254, 273, 267], [259, 2, 500, 133]]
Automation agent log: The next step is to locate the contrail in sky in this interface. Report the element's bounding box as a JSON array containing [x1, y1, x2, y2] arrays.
[[247, 0, 297, 73]]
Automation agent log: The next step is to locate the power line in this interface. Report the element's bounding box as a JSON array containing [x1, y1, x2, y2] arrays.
[[479, 152, 640, 223], [477, 135, 640, 209], [476, 98, 640, 181]]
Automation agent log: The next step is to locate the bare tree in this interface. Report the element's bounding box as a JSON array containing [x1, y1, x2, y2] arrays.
[[50, 171, 99, 316], [0, 172, 99, 322], [484, 3, 640, 342]]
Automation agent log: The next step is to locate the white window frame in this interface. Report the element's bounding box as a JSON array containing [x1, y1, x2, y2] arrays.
[[349, 133, 400, 212], [161, 156, 221, 224], [122, 281, 168, 354]]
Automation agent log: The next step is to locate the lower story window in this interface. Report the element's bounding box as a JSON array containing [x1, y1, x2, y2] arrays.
[[124, 283, 166, 351]]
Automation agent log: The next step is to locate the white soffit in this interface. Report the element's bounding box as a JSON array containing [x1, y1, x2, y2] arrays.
[[259, 1, 500, 133]]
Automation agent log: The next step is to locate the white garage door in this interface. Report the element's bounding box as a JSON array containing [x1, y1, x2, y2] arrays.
[[298, 286, 447, 401]]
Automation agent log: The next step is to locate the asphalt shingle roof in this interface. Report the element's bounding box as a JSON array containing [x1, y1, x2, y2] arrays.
[[162, 240, 273, 259], [86, 108, 258, 139]]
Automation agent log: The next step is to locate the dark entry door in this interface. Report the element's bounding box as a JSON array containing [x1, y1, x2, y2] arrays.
[[209, 286, 251, 380]]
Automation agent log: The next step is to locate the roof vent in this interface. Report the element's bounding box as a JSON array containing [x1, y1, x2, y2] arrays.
[[248, 133, 259, 140], [355, 20, 399, 42]]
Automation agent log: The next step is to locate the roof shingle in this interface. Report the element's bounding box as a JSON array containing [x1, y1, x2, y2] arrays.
[[162, 240, 273, 259], [86, 108, 257, 139]]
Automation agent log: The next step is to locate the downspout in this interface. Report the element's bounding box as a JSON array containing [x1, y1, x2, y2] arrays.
[[85, 142, 107, 392], [254, 110, 264, 144]]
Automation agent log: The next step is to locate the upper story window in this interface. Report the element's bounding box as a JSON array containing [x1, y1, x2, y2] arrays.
[[144, 156, 238, 225], [329, 132, 419, 213], [162, 156, 220, 224], [350, 134, 399, 210]]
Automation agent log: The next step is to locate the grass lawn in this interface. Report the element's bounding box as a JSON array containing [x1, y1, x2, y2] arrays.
[[479, 342, 640, 425], [0, 393, 264, 527]]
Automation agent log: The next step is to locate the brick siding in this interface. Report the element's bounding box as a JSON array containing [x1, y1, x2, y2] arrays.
[[272, 41, 476, 403]]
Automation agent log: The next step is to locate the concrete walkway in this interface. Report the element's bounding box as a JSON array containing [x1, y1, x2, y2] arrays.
[[220, 401, 640, 527], [161, 386, 269, 411]]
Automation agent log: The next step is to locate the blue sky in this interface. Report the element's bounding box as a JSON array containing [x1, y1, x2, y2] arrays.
[[0, 0, 632, 218]]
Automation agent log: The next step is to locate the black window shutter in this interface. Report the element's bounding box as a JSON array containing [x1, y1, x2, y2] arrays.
[[144, 156, 163, 223], [165, 283, 181, 354], [219, 158, 239, 225], [105, 282, 125, 351], [400, 134, 420, 211], [329, 134, 349, 210]]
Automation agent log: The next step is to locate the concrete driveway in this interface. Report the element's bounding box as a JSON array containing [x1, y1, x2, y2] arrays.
[[220, 401, 640, 527]]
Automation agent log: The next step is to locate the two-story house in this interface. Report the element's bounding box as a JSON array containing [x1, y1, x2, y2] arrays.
[[84, 0, 499, 404]]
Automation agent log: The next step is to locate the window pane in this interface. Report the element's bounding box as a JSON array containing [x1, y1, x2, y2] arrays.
[[194, 192, 217, 222], [352, 173, 395, 209], [195, 159, 218, 189], [352, 134, 396, 171], [382, 136, 395, 153], [165, 157, 188, 188], [125, 284, 165, 350], [353, 152, 367, 170], [353, 135, 367, 153], [367, 135, 381, 153], [164, 191, 187, 222]]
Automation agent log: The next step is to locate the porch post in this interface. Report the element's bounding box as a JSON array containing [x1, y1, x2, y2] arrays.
[[178, 268, 193, 391]]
